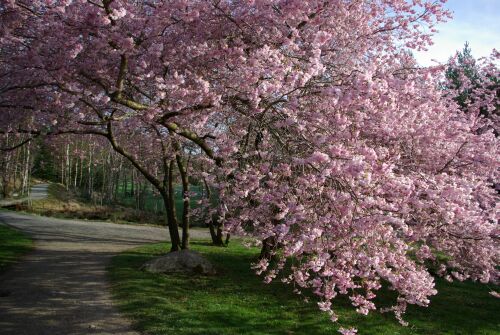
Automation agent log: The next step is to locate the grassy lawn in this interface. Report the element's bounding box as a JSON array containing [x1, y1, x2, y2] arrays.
[[108, 241, 499, 335], [0, 224, 33, 273]]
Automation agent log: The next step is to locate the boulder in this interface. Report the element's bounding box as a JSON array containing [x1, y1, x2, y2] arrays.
[[141, 250, 216, 275]]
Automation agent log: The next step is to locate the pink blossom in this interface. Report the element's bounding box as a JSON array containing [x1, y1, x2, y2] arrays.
[[338, 327, 358, 335]]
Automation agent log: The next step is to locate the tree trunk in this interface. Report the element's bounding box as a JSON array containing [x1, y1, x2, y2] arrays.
[[175, 153, 190, 249], [65, 143, 70, 190], [202, 177, 224, 246], [259, 236, 277, 260], [162, 193, 181, 251]]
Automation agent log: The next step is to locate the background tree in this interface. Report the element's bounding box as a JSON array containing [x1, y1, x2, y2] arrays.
[[445, 43, 499, 135], [0, 134, 36, 198], [445, 42, 480, 109]]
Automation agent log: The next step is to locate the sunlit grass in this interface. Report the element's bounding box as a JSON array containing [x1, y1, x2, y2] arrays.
[[108, 240, 499, 335], [0, 224, 33, 273]]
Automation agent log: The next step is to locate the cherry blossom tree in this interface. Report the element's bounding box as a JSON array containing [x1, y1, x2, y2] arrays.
[[0, 0, 498, 331]]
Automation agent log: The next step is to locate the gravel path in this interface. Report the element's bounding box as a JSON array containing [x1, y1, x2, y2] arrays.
[[29, 184, 50, 201], [0, 210, 208, 335], [0, 184, 49, 207]]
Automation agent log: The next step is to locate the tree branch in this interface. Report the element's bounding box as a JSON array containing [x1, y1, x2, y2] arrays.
[[105, 121, 164, 191]]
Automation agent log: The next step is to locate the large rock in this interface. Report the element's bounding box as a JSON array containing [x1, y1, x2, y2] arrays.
[[141, 250, 216, 275]]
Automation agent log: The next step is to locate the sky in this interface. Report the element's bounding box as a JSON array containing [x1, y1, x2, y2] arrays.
[[414, 0, 500, 66]]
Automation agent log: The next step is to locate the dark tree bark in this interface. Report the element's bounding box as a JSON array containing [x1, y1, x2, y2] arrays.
[[175, 150, 190, 250], [259, 236, 277, 260], [203, 176, 225, 246], [107, 123, 182, 251]]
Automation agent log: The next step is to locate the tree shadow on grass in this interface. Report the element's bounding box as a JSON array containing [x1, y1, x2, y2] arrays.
[[190, 240, 220, 247], [109, 242, 500, 335]]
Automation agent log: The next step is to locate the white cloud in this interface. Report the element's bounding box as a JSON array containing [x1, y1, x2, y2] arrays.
[[413, 0, 499, 66]]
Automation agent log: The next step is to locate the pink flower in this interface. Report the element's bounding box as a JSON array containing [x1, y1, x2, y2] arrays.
[[110, 7, 127, 20], [489, 291, 500, 298], [317, 301, 331, 312], [309, 151, 330, 164], [314, 31, 332, 46], [338, 327, 357, 335]]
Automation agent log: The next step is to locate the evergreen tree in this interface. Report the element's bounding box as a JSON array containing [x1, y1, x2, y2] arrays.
[[445, 42, 480, 109]]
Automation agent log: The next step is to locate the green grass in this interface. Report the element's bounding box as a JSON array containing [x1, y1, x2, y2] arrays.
[[0, 224, 33, 273], [108, 241, 500, 335]]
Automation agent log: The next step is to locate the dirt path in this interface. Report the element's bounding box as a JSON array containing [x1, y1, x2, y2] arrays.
[[0, 210, 208, 335]]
